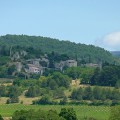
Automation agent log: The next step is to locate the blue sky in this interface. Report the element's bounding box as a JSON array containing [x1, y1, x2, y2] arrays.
[[0, 0, 120, 51]]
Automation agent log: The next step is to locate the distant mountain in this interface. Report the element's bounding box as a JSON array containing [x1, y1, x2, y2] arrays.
[[0, 34, 117, 63], [111, 51, 120, 58]]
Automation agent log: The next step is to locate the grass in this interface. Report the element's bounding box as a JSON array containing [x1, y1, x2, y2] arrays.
[[0, 104, 110, 120], [0, 95, 40, 105]]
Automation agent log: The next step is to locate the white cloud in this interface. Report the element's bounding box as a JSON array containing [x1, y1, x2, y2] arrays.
[[96, 32, 120, 51]]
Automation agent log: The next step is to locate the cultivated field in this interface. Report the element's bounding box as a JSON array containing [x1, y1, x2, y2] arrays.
[[0, 104, 110, 120]]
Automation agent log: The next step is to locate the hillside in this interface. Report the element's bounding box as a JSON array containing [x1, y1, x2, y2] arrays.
[[111, 51, 120, 58], [0, 34, 116, 63]]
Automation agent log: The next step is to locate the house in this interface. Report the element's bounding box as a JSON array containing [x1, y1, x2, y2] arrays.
[[26, 59, 40, 67], [65, 60, 77, 67], [11, 52, 20, 61], [55, 60, 77, 71], [25, 64, 44, 75], [85, 63, 99, 67], [26, 64, 40, 74], [16, 62, 22, 72], [55, 61, 65, 71]]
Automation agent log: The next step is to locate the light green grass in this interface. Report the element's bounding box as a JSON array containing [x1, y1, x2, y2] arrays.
[[0, 104, 110, 120]]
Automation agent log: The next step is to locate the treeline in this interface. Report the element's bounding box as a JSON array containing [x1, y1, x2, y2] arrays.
[[31, 86, 120, 106], [1, 106, 120, 120], [90, 65, 120, 87], [11, 108, 77, 120], [71, 86, 120, 105], [65, 65, 120, 87], [0, 34, 116, 63]]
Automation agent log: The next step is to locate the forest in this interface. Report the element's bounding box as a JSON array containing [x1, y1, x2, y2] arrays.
[[0, 34, 117, 63]]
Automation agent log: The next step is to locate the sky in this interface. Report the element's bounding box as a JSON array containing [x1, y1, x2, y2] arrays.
[[0, 0, 120, 51]]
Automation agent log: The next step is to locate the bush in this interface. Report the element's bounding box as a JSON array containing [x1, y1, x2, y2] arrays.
[[59, 108, 77, 120], [12, 109, 66, 120], [0, 115, 3, 120]]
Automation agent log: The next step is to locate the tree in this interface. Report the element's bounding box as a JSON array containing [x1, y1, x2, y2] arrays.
[[71, 87, 83, 101], [37, 95, 51, 105], [93, 86, 101, 100], [7, 85, 21, 103], [115, 80, 120, 89], [7, 65, 16, 75], [83, 87, 93, 100], [49, 72, 71, 88], [25, 86, 41, 97], [59, 108, 77, 120], [90, 67, 101, 85], [53, 88, 65, 99], [0, 115, 3, 120], [71, 89, 77, 100], [76, 87, 83, 100], [0, 85, 6, 97], [65, 67, 80, 79], [12, 109, 65, 120]]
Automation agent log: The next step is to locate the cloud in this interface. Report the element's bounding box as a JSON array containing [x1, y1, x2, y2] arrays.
[[95, 32, 120, 51]]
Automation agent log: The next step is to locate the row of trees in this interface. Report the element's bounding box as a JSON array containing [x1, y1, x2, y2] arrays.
[[12, 108, 77, 120], [71, 86, 120, 101], [1, 106, 120, 120]]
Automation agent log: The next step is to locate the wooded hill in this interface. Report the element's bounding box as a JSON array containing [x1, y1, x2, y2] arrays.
[[111, 51, 120, 58], [0, 34, 116, 64]]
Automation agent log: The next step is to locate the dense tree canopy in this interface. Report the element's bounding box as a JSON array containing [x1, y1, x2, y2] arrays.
[[90, 65, 120, 87], [0, 34, 116, 63]]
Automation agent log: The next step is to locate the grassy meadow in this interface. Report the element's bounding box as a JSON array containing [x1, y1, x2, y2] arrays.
[[0, 104, 110, 120]]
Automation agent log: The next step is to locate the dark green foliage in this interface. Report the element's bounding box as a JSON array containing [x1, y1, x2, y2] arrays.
[[12, 109, 65, 120], [25, 86, 42, 97], [0, 56, 10, 65], [65, 67, 80, 79], [34, 95, 51, 105], [0, 45, 10, 56], [0, 115, 3, 120], [115, 80, 120, 89], [89, 67, 101, 85], [0, 66, 8, 78], [0, 85, 6, 97], [7, 85, 22, 103], [59, 108, 77, 120], [8, 85, 22, 98], [53, 88, 65, 99], [71, 86, 120, 103], [90, 65, 120, 87], [0, 34, 115, 63], [46, 72, 71, 89], [7, 65, 16, 75], [65, 67, 94, 83], [83, 87, 93, 100], [93, 87, 102, 100], [71, 88, 83, 100]]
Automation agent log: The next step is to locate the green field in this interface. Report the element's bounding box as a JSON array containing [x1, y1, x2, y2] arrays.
[[0, 104, 110, 120]]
